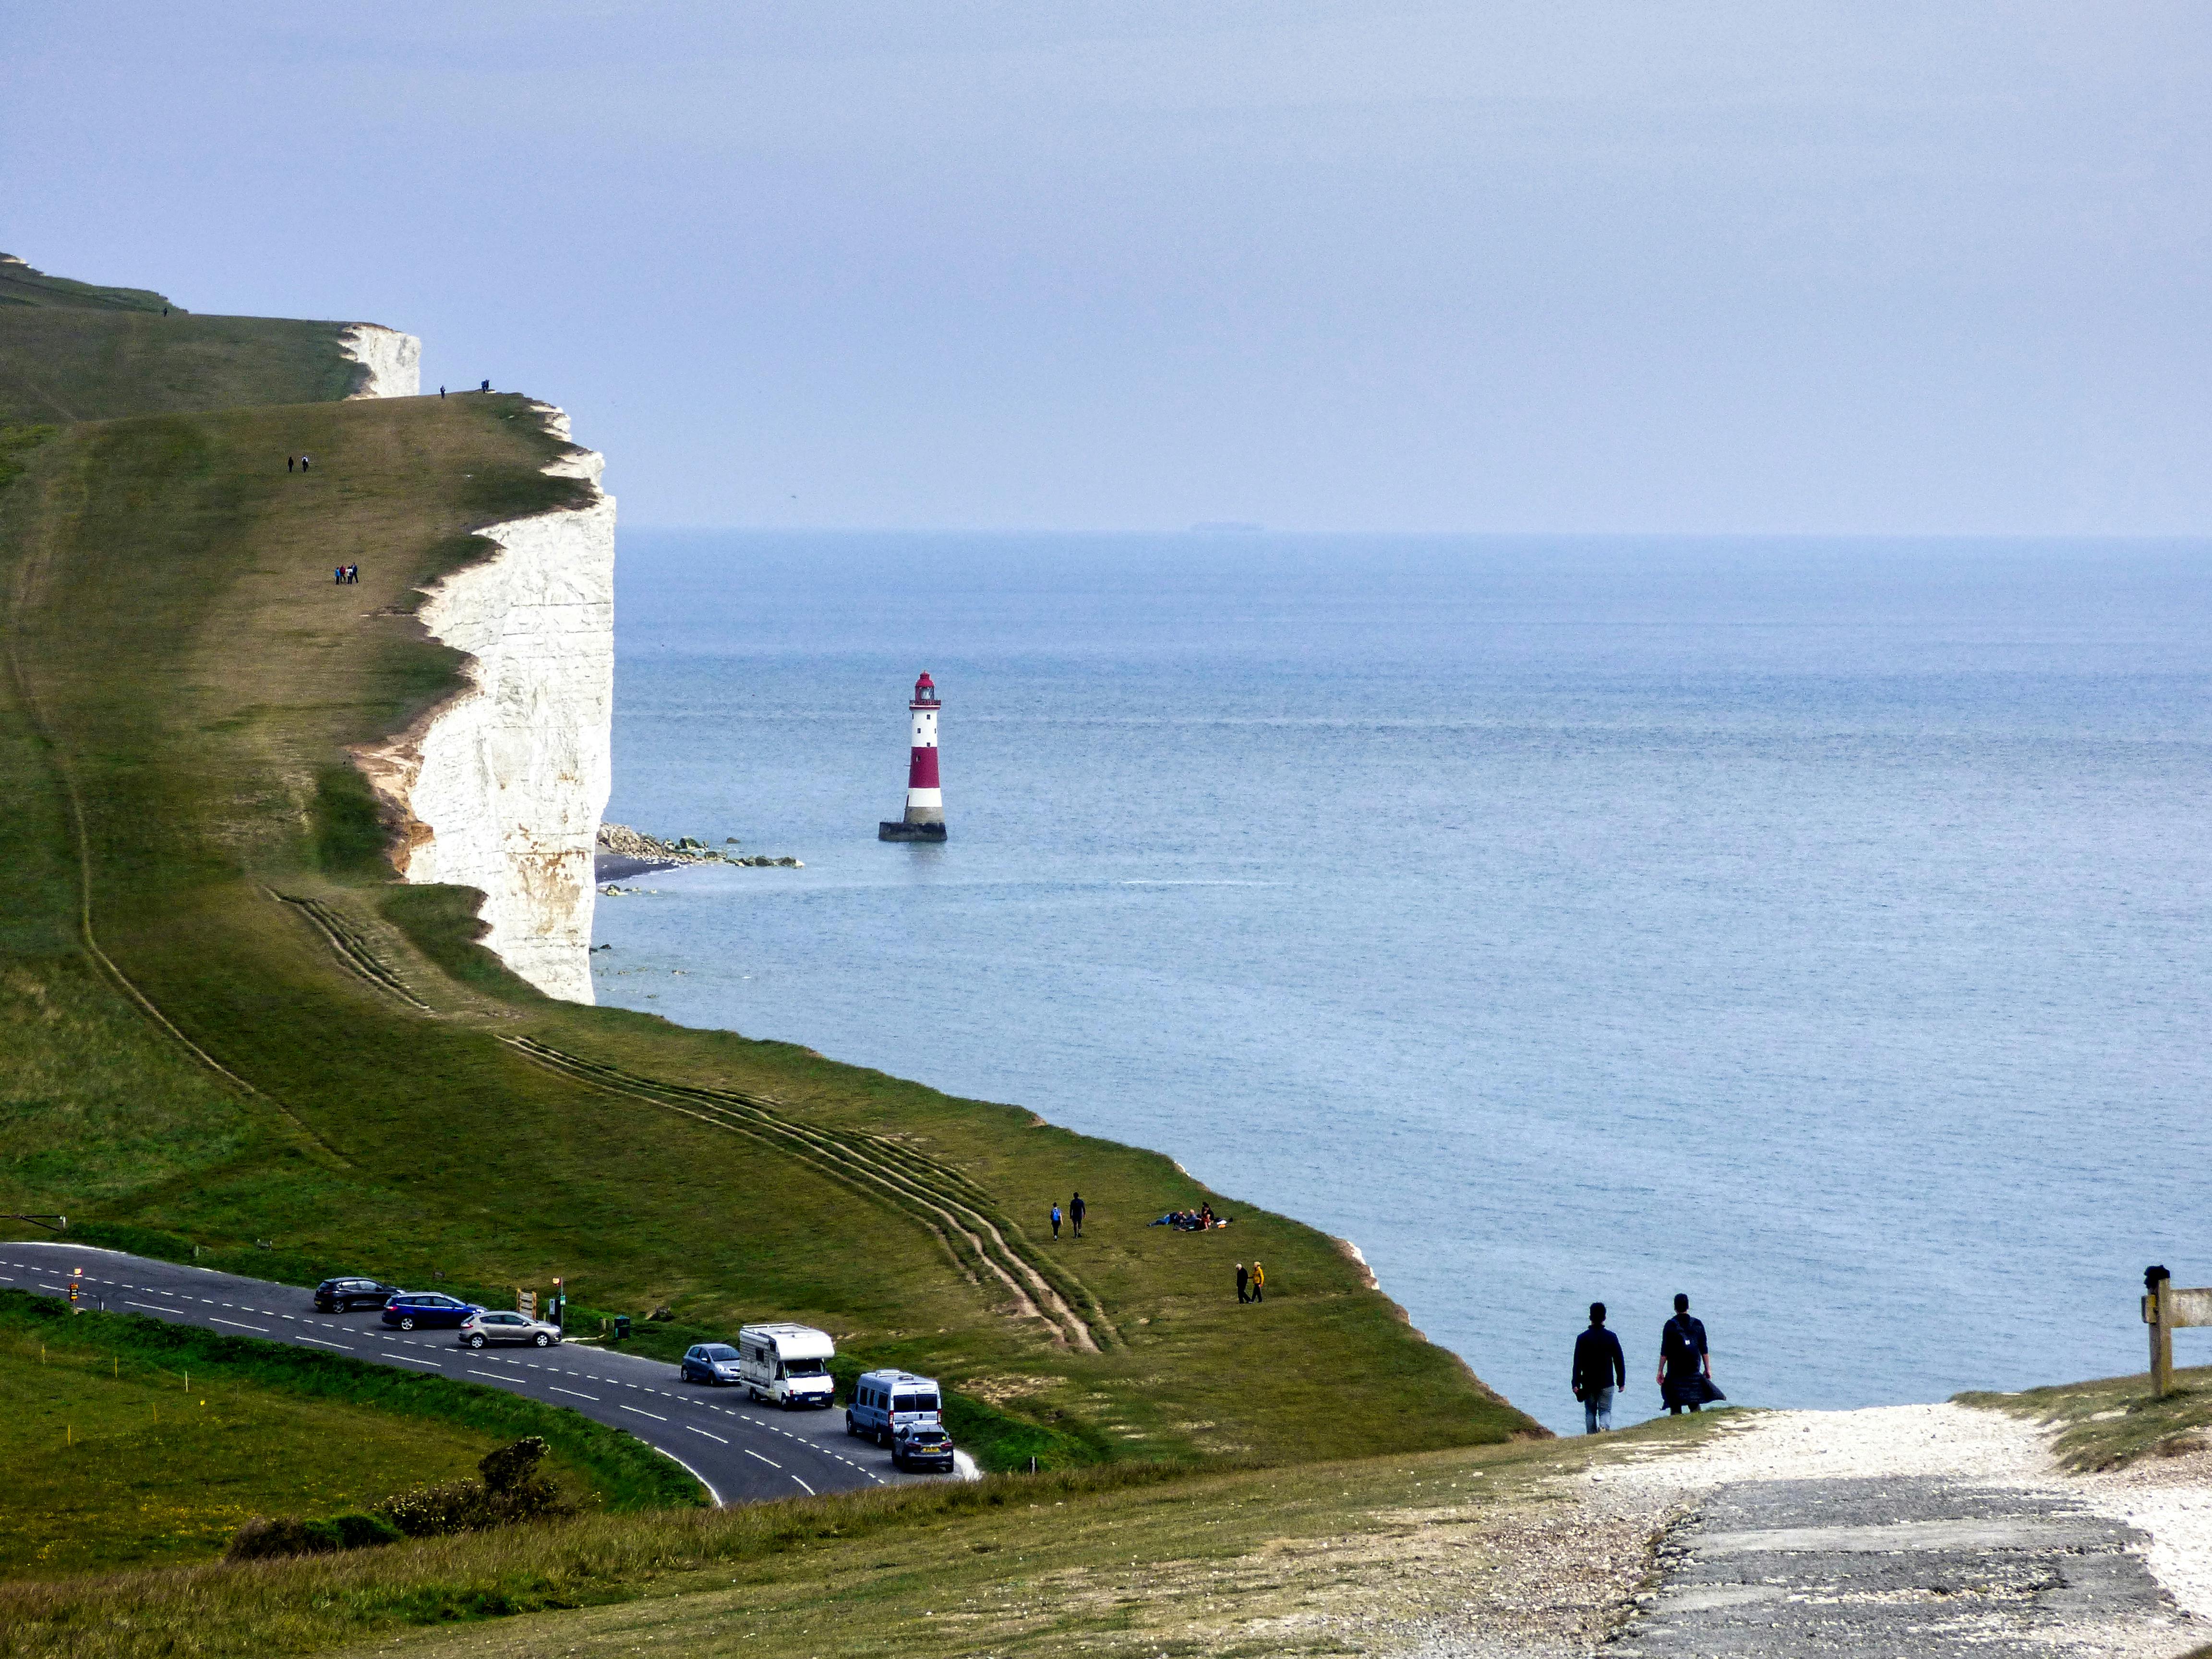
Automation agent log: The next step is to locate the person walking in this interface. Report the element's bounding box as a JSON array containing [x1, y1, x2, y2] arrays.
[[1571, 1302, 1627, 1433], [439, 385, 446, 398], [1050, 1202, 1062, 1240], [1070, 1191, 1086, 1238], [1236, 1262, 1250, 1304], [333, 565, 345, 585], [1658, 1293, 1718, 1415], [1250, 1260, 1265, 1303], [300, 454, 311, 471], [287, 455, 295, 472]]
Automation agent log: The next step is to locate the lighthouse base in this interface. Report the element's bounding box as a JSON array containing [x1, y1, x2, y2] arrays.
[[878, 821, 947, 843]]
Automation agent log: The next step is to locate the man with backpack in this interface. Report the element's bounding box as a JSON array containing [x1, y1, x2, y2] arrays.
[[1571, 1302, 1626, 1432], [1659, 1292, 1720, 1415]]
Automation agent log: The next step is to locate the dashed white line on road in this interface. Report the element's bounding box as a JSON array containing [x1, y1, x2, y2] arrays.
[[687, 1426, 729, 1445], [384, 1352, 442, 1368], [211, 1317, 273, 1334], [744, 1449, 782, 1469], [468, 1369, 521, 1384], [126, 1300, 175, 1314], [297, 1337, 351, 1350], [622, 1405, 668, 1423], [550, 1386, 600, 1403]]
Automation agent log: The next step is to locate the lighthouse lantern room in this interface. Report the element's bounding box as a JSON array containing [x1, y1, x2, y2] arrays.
[[878, 672, 948, 842]]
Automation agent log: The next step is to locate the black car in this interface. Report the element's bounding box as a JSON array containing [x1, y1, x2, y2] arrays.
[[381, 1291, 481, 1331], [314, 1277, 398, 1313], [892, 1425, 957, 1473]]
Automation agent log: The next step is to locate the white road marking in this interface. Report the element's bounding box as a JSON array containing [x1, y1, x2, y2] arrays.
[[126, 1300, 176, 1314], [622, 1405, 668, 1422], [468, 1369, 522, 1384], [790, 1476, 816, 1494], [211, 1317, 273, 1334], [744, 1449, 782, 1469], [297, 1336, 351, 1350], [687, 1426, 729, 1444], [384, 1352, 442, 1368], [550, 1386, 600, 1403]]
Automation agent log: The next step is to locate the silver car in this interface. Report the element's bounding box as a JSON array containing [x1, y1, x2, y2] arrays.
[[458, 1310, 562, 1349]]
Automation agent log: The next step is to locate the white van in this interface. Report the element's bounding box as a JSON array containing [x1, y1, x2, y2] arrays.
[[846, 1369, 944, 1446], [736, 1323, 836, 1408]]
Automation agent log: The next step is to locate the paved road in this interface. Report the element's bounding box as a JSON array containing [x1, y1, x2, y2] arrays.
[[1607, 1476, 2188, 1657], [0, 1242, 963, 1507]]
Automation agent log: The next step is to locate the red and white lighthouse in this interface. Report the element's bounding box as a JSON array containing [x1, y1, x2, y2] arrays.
[[878, 672, 948, 842]]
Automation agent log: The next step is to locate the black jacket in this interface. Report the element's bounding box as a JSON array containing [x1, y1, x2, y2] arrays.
[[1572, 1326, 1626, 1398]]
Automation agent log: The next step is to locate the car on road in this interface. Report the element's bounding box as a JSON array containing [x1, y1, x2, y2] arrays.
[[381, 1291, 481, 1331], [314, 1277, 398, 1313], [848, 1369, 943, 1446], [892, 1423, 957, 1473], [457, 1310, 562, 1349], [680, 1343, 744, 1385]]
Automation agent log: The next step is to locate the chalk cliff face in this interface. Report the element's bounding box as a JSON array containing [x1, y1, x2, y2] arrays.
[[339, 324, 421, 398], [355, 405, 613, 1003]]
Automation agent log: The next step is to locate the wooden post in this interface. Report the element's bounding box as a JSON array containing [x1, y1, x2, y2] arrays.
[[2148, 1266, 2175, 1397]]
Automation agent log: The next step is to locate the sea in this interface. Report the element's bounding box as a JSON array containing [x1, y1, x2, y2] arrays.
[[594, 529, 2212, 1435]]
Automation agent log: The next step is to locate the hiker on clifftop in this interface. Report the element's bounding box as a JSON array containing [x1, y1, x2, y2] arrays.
[[1050, 1202, 1062, 1239], [1658, 1293, 1720, 1415], [1070, 1191, 1086, 1238], [1250, 1260, 1265, 1302], [1571, 1302, 1626, 1433], [1236, 1262, 1250, 1304]]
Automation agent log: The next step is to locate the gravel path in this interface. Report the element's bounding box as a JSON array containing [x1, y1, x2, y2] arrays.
[[1585, 1404, 2212, 1657]]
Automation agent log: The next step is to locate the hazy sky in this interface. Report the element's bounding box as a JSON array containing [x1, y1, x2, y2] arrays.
[[8, 4, 2209, 533]]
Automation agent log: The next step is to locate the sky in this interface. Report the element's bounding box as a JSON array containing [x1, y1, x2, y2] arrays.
[[6, 3, 2209, 534]]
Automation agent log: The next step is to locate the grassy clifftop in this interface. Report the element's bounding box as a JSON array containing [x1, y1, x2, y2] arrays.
[[0, 255, 1536, 1482], [0, 253, 365, 423]]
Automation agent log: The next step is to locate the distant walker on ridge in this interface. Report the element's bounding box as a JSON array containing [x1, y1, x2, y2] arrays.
[[879, 672, 948, 843]]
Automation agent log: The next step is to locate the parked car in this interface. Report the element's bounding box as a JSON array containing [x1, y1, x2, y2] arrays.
[[457, 1310, 561, 1349], [313, 1277, 397, 1313], [892, 1423, 957, 1473], [681, 1343, 745, 1385], [381, 1291, 481, 1331], [736, 1324, 836, 1408], [847, 1369, 943, 1446]]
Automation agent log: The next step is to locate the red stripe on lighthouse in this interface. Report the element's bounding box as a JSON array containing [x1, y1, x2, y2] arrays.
[[908, 745, 940, 789]]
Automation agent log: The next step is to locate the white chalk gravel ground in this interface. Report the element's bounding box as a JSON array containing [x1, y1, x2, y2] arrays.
[[1585, 1403, 2212, 1656]]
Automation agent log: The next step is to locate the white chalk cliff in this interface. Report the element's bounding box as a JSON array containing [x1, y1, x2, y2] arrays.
[[354, 403, 614, 1003], [339, 324, 422, 398]]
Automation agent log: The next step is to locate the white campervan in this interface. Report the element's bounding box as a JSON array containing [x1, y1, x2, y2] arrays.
[[736, 1323, 836, 1408]]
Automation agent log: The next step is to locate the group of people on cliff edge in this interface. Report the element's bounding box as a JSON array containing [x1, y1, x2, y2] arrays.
[[1571, 1293, 1722, 1432]]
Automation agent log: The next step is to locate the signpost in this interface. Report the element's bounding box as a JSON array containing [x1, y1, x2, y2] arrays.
[[517, 1288, 538, 1321], [2141, 1266, 2212, 1396]]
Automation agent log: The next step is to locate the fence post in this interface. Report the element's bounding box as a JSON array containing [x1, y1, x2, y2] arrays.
[[2147, 1265, 2175, 1397]]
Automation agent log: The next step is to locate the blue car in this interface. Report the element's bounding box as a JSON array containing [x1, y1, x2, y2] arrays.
[[381, 1291, 481, 1331]]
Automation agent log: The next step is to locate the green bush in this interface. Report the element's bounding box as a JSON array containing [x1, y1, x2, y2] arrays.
[[226, 1511, 402, 1561]]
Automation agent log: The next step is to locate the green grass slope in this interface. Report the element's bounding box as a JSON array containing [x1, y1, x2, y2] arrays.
[[0, 1290, 695, 1580], [0, 263, 1536, 1482], [0, 254, 366, 423], [0, 1416, 1719, 1659]]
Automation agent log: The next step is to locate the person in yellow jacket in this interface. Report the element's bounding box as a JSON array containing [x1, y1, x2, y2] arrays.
[[1250, 1261, 1265, 1303]]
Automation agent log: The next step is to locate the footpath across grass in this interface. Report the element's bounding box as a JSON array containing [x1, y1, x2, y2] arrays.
[[0, 1289, 699, 1580]]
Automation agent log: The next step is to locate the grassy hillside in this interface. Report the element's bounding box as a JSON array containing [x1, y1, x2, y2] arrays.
[[0, 259, 1534, 1489], [0, 1413, 1715, 1659], [0, 254, 365, 422], [0, 1289, 696, 1578]]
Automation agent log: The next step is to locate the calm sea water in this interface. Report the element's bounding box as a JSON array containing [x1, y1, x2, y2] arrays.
[[594, 530, 2212, 1434]]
